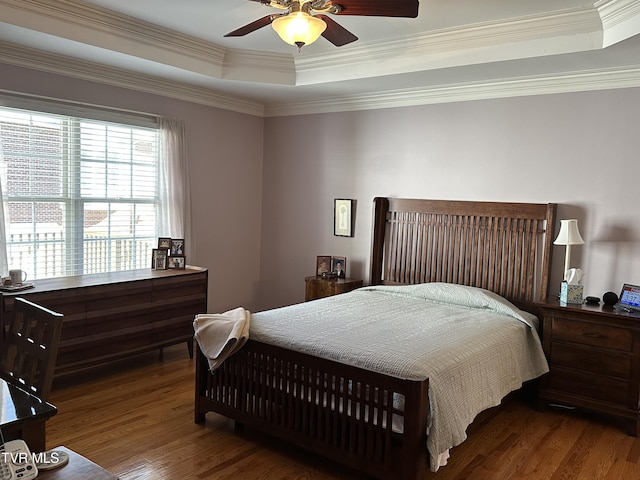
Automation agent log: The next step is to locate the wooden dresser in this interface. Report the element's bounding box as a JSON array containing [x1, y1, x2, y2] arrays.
[[304, 276, 363, 301], [537, 299, 640, 436], [0, 266, 208, 377]]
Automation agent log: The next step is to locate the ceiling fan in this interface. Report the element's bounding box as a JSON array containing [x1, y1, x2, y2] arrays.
[[225, 0, 419, 51]]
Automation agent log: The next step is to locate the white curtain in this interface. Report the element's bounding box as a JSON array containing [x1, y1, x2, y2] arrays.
[[158, 117, 193, 258], [0, 146, 8, 277]]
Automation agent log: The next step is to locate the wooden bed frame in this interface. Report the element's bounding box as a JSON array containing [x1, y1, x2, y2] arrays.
[[195, 197, 557, 479]]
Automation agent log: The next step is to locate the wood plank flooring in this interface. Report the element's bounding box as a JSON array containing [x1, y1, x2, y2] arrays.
[[46, 344, 640, 479]]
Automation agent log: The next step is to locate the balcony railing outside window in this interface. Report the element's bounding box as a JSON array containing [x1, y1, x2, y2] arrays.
[[1, 106, 160, 280]]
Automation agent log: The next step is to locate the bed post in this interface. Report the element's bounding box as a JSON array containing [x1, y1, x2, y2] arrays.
[[539, 203, 557, 301], [370, 197, 390, 285], [194, 344, 208, 424], [399, 379, 430, 480]]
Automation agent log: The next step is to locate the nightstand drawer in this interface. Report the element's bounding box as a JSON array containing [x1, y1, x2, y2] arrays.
[[550, 342, 632, 378], [551, 317, 633, 351], [547, 367, 629, 405]]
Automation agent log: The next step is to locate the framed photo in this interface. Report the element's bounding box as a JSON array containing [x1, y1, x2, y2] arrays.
[[168, 255, 186, 269], [158, 237, 171, 249], [152, 249, 168, 270], [170, 238, 185, 256], [334, 199, 354, 237], [316, 255, 332, 276], [331, 256, 346, 278]]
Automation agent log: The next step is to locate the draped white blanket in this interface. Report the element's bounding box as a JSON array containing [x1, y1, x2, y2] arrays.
[[249, 283, 549, 472], [193, 307, 250, 371]]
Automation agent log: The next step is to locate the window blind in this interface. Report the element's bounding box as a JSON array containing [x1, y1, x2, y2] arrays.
[[0, 105, 160, 280]]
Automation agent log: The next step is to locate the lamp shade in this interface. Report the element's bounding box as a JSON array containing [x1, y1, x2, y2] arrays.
[[554, 219, 585, 283], [553, 219, 585, 246], [272, 12, 326, 48]]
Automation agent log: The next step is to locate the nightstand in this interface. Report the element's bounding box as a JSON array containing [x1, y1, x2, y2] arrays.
[[537, 300, 640, 436], [304, 276, 363, 301]]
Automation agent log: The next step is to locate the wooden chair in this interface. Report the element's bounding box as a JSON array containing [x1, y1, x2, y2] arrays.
[[1, 297, 64, 401]]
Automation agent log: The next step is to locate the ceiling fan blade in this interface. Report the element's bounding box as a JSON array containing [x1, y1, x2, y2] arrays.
[[331, 0, 419, 18], [316, 15, 358, 47], [224, 15, 276, 37]]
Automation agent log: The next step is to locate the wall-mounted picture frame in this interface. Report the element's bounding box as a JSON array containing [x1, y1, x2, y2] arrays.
[[170, 238, 185, 256], [158, 237, 171, 250], [316, 255, 332, 276], [332, 256, 347, 278], [334, 199, 354, 237], [168, 255, 186, 269], [152, 248, 168, 270]]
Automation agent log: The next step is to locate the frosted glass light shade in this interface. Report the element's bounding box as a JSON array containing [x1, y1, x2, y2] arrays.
[[272, 12, 326, 48]]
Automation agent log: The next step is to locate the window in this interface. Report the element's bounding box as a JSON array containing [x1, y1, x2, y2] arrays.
[[0, 105, 160, 280]]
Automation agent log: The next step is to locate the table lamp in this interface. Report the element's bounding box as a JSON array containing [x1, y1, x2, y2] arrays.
[[554, 219, 585, 304]]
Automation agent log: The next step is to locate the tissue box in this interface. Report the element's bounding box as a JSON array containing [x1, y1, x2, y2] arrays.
[[560, 282, 583, 305]]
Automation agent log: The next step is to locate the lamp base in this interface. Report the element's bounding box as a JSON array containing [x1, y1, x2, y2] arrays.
[[560, 282, 583, 305]]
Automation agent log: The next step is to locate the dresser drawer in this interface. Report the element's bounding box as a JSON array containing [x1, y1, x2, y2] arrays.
[[551, 317, 633, 351], [550, 342, 632, 378], [547, 367, 629, 405]]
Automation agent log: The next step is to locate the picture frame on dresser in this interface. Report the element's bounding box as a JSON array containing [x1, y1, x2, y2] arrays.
[[152, 249, 167, 270], [168, 256, 186, 269], [332, 256, 346, 278], [316, 256, 332, 276], [158, 237, 171, 249], [170, 239, 185, 256]]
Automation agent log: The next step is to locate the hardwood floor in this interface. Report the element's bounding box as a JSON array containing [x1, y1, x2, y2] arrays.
[[46, 344, 640, 479]]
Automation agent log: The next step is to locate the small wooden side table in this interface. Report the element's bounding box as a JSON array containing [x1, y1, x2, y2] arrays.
[[304, 276, 363, 301], [37, 446, 118, 480], [537, 299, 640, 436]]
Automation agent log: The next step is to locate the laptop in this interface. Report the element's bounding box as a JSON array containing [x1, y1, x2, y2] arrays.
[[614, 283, 640, 313]]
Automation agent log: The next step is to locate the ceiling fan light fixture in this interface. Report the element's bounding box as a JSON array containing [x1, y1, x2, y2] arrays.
[[272, 12, 326, 49]]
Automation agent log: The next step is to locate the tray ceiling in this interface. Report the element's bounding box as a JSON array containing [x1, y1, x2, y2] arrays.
[[1, 0, 640, 116]]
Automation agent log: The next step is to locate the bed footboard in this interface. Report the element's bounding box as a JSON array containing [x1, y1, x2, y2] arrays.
[[195, 340, 429, 480]]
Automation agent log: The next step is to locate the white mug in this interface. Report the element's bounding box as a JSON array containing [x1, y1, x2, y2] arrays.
[[9, 269, 27, 286]]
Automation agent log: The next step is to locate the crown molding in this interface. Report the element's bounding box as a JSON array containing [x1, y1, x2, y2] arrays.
[[0, 41, 265, 117], [264, 66, 640, 117], [0, 0, 227, 77], [3, 39, 640, 119], [295, 7, 603, 85], [596, 0, 640, 46]]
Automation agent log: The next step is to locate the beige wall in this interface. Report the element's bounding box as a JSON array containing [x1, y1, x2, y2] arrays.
[[259, 90, 640, 309]]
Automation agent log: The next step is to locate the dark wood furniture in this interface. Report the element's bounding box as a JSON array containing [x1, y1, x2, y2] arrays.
[[37, 446, 119, 479], [0, 266, 208, 377], [195, 197, 556, 480], [537, 300, 640, 436], [0, 377, 57, 452], [1, 297, 63, 400], [304, 276, 363, 301]]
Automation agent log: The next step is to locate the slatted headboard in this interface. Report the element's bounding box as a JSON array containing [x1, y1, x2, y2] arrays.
[[369, 197, 557, 304]]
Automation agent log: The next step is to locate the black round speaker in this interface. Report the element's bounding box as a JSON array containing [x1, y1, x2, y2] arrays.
[[603, 291, 619, 306]]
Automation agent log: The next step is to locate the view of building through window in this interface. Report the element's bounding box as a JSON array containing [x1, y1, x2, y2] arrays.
[[0, 107, 160, 280]]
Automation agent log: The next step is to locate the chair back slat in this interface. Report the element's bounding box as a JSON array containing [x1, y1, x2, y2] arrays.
[[2, 297, 63, 401]]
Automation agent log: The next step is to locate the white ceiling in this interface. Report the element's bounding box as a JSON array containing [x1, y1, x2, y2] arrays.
[[1, 0, 640, 116]]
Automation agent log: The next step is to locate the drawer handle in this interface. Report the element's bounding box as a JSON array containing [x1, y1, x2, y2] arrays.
[[580, 331, 604, 339]]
